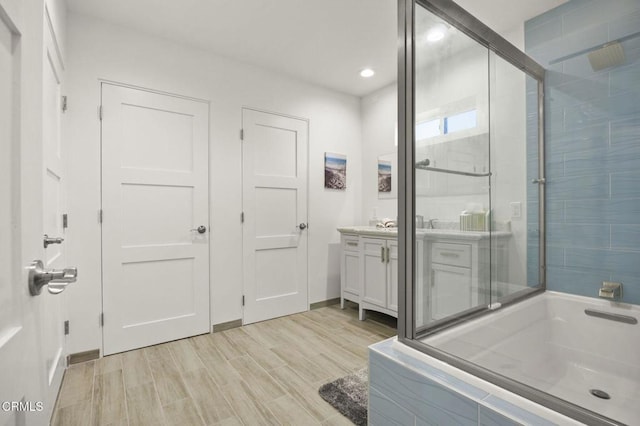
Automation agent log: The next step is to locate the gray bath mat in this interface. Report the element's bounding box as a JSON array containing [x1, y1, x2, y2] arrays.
[[318, 368, 368, 425]]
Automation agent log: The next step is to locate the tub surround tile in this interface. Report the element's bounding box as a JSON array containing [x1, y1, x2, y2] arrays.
[[545, 123, 609, 156], [524, 17, 563, 50], [525, 0, 640, 304], [369, 386, 415, 426], [372, 338, 489, 401], [369, 339, 574, 426], [479, 406, 520, 426], [545, 174, 610, 201], [546, 223, 610, 249], [565, 199, 640, 225], [610, 64, 640, 97], [545, 247, 565, 268], [565, 247, 640, 276], [611, 171, 640, 199], [611, 225, 640, 250], [370, 351, 478, 426], [481, 396, 556, 426], [547, 266, 611, 297], [610, 117, 640, 146]]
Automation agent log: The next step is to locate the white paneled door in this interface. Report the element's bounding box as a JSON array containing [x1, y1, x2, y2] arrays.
[[101, 84, 210, 355], [41, 9, 67, 415], [242, 109, 308, 324], [0, 12, 27, 426]]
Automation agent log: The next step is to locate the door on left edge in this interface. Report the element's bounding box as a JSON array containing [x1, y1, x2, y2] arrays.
[[101, 84, 210, 355], [41, 5, 67, 416], [1, 2, 67, 424]]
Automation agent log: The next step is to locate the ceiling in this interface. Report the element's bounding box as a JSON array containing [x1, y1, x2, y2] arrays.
[[65, 0, 567, 97]]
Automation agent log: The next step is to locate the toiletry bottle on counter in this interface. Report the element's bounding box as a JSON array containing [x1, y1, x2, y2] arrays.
[[460, 211, 471, 231], [369, 208, 379, 226]]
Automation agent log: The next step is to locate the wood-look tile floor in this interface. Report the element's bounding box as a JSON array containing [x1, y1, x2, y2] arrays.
[[51, 303, 396, 426]]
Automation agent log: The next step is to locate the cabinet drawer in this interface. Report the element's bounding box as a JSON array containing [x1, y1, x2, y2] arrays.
[[432, 242, 471, 268], [342, 236, 360, 252]]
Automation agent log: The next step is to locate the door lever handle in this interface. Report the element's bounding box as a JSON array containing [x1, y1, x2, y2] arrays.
[[43, 234, 64, 248], [48, 268, 79, 294], [190, 226, 207, 234], [28, 260, 78, 296]]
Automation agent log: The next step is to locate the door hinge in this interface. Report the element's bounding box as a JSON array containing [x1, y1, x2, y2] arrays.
[[240, 129, 244, 140], [98, 105, 103, 121], [61, 96, 68, 113], [99, 313, 104, 327], [62, 213, 68, 229], [98, 209, 103, 223], [64, 320, 69, 335], [241, 212, 244, 223], [242, 295, 245, 306]]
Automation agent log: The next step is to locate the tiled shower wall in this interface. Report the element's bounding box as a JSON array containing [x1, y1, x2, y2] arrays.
[[525, 0, 640, 304]]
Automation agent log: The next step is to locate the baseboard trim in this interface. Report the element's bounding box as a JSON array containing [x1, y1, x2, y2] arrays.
[[310, 298, 340, 310], [212, 319, 242, 333], [67, 349, 100, 365]]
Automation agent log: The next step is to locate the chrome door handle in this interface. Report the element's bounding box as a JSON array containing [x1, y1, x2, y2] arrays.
[[531, 178, 546, 184], [28, 260, 78, 295], [297, 223, 307, 230], [190, 225, 207, 234], [43, 234, 64, 248]]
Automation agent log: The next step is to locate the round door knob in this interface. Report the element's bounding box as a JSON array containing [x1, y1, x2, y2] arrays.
[[298, 223, 307, 230], [191, 225, 207, 234]]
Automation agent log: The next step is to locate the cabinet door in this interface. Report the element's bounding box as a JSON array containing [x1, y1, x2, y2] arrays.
[[341, 236, 360, 297], [361, 238, 387, 308], [344, 251, 360, 296], [387, 240, 399, 312], [431, 263, 472, 320]]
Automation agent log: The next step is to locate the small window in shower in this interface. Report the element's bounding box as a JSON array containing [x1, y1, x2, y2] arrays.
[[415, 118, 440, 140], [443, 109, 477, 134]]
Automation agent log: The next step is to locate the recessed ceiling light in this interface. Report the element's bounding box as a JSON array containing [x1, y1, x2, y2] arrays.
[[426, 23, 447, 42], [427, 29, 445, 42], [360, 68, 375, 78]]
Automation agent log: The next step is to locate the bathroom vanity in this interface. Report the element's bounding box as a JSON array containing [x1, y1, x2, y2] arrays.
[[337, 226, 510, 322]]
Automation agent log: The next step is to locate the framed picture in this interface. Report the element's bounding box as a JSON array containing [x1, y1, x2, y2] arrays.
[[378, 152, 397, 199], [378, 159, 392, 193], [324, 152, 347, 190]]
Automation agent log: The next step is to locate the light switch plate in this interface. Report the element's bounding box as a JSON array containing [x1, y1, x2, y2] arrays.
[[510, 202, 522, 218]]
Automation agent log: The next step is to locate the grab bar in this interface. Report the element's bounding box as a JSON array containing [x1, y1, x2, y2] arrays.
[[585, 309, 638, 325], [415, 160, 491, 177]]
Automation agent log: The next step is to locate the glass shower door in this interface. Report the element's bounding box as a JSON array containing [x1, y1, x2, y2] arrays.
[[413, 5, 492, 330]]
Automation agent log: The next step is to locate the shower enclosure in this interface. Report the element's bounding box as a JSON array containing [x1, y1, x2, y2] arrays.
[[398, 0, 545, 339], [395, 0, 633, 424]]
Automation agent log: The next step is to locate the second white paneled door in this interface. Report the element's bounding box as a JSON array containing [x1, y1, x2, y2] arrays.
[[242, 109, 309, 324], [101, 84, 209, 355]]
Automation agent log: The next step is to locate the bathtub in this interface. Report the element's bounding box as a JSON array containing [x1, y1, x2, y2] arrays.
[[369, 291, 639, 425], [418, 291, 640, 425]]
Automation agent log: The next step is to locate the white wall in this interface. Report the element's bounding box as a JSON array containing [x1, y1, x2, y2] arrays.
[[360, 83, 398, 223], [64, 12, 362, 355]]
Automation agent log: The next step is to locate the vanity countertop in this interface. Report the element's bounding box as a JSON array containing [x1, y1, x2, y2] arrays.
[[337, 226, 511, 240]]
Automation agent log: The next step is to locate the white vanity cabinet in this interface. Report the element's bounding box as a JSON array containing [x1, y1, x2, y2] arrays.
[[338, 226, 509, 323]]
